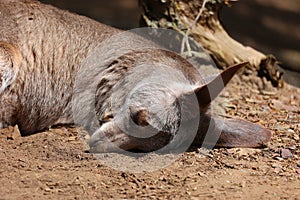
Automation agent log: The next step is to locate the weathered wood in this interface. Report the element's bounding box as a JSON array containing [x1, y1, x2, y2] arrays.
[[139, 0, 284, 87]]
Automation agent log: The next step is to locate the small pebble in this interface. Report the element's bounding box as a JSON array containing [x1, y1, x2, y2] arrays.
[[280, 149, 293, 159], [6, 125, 21, 140]]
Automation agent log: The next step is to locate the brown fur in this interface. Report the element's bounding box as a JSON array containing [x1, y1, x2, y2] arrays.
[[0, 0, 121, 133]]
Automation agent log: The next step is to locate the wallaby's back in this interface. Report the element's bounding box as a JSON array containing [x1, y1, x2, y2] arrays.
[[0, 0, 121, 133]]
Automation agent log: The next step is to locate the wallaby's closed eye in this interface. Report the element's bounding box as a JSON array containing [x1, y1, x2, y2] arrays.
[[0, 0, 271, 153]]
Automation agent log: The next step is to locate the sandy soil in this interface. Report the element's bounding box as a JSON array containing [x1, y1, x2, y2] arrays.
[[1, 1, 299, 199], [1, 74, 299, 199]]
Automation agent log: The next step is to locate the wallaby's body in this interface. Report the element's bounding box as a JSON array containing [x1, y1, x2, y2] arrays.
[[0, 0, 271, 152], [0, 0, 122, 133]]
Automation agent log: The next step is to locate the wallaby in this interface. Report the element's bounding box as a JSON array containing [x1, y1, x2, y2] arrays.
[[0, 0, 271, 153]]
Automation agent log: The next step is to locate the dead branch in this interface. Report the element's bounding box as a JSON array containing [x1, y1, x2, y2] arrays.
[[139, 0, 284, 87]]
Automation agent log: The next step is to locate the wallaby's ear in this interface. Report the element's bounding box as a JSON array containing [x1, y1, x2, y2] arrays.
[[215, 117, 272, 148], [195, 62, 248, 107], [129, 106, 149, 127], [0, 42, 21, 93]]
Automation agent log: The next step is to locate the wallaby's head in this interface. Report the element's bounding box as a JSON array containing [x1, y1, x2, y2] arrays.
[[89, 62, 247, 153], [126, 62, 246, 137]]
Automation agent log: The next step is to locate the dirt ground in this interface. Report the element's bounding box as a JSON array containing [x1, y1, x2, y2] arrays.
[[1, 1, 299, 199], [0, 73, 299, 199]]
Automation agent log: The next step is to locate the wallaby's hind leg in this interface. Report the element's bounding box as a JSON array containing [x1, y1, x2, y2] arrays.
[[0, 42, 20, 94], [0, 42, 21, 129]]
